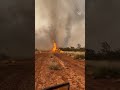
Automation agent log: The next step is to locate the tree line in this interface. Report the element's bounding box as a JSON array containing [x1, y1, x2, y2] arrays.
[[59, 44, 85, 52]]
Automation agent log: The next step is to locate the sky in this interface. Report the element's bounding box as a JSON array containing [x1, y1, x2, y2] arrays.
[[35, 0, 85, 50]]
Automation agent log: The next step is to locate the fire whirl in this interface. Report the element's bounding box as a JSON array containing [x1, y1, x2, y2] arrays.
[[52, 40, 63, 53]]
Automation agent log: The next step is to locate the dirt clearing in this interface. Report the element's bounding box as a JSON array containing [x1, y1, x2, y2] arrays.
[[35, 52, 85, 90]]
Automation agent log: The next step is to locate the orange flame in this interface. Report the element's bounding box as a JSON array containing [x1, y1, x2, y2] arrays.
[[52, 40, 63, 53], [52, 40, 57, 52]]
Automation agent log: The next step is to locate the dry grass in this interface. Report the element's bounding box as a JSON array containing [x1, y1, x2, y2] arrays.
[[65, 51, 85, 60], [74, 54, 85, 60], [48, 61, 61, 70], [65, 51, 85, 55]]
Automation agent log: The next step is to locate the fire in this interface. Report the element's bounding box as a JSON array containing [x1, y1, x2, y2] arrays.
[[52, 40, 63, 53], [52, 41, 57, 52]]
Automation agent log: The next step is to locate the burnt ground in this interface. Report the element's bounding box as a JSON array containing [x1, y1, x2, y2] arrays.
[[35, 52, 85, 90], [0, 60, 34, 90]]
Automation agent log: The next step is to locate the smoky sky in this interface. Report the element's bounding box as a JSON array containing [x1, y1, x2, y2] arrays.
[[86, 0, 120, 51], [0, 0, 34, 58], [35, 0, 85, 50]]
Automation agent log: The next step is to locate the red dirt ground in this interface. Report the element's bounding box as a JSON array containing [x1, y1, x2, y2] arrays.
[[35, 52, 85, 90]]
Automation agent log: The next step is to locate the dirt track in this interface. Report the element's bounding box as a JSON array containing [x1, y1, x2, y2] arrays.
[[35, 52, 85, 90]]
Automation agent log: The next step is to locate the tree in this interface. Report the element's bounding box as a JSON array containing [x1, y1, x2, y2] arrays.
[[77, 44, 81, 49]]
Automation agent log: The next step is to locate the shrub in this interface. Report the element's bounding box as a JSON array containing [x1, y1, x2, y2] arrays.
[[49, 61, 61, 70]]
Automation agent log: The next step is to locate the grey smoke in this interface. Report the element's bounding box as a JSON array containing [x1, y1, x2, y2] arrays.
[[64, 15, 72, 47], [35, 0, 85, 50]]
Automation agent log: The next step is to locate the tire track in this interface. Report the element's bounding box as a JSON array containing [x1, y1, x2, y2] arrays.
[[35, 53, 85, 90], [54, 54, 85, 90]]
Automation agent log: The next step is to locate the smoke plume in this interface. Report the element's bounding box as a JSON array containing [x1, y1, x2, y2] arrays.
[[64, 15, 72, 47], [35, 0, 85, 50]]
